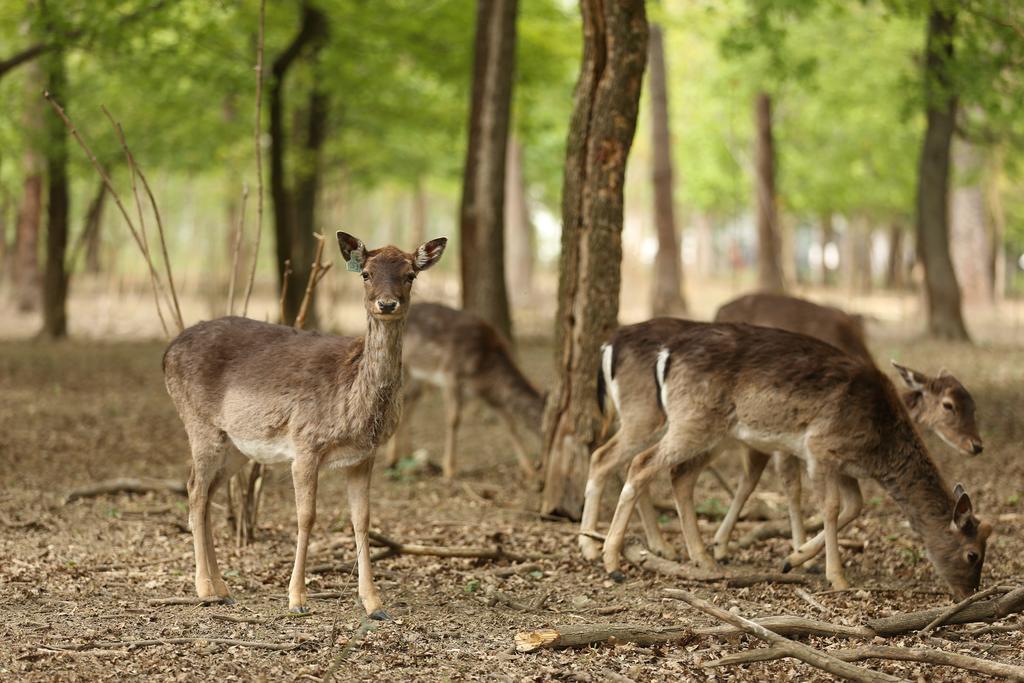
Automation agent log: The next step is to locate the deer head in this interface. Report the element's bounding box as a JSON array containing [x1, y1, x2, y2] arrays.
[[926, 483, 993, 599], [337, 232, 447, 320], [891, 361, 983, 456]]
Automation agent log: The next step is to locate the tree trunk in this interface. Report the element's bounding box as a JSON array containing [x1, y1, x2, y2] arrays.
[[268, 2, 324, 326], [504, 134, 534, 306], [914, 7, 969, 340], [886, 224, 905, 290], [540, 0, 648, 519], [288, 54, 327, 330], [13, 57, 43, 312], [41, 45, 68, 339], [987, 150, 1007, 303], [753, 92, 785, 293], [950, 137, 992, 307], [83, 180, 107, 274], [647, 19, 686, 317], [459, 0, 516, 343]]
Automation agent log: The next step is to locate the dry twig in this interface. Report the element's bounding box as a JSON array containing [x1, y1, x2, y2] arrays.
[[705, 644, 1024, 680], [664, 588, 901, 683], [64, 477, 186, 504], [514, 623, 694, 653], [624, 541, 809, 587], [147, 596, 227, 606], [293, 232, 332, 330], [921, 584, 1013, 634], [368, 530, 554, 563]]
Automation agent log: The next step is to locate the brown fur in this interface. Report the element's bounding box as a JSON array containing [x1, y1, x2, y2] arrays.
[[163, 233, 447, 617], [599, 321, 990, 598], [385, 302, 544, 478]]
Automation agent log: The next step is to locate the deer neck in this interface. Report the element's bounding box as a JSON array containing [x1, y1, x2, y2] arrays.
[[345, 314, 405, 443], [874, 435, 955, 551]]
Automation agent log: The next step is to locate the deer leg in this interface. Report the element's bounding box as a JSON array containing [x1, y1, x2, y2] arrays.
[[204, 449, 247, 599], [579, 432, 622, 561], [670, 453, 718, 570], [345, 457, 386, 619], [776, 453, 806, 551], [287, 455, 320, 613], [441, 382, 462, 479], [187, 431, 226, 600], [712, 447, 771, 560], [636, 490, 678, 561], [384, 379, 423, 468], [784, 475, 863, 570], [497, 409, 536, 479], [602, 442, 663, 578], [821, 472, 849, 590]]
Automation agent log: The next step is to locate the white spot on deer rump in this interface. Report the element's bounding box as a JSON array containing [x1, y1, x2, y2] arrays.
[[655, 348, 671, 412], [602, 344, 622, 414], [229, 434, 295, 464]]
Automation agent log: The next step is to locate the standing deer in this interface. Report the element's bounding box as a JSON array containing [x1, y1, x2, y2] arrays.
[[599, 321, 991, 598], [579, 296, 982, 566], [384, 302, 544, 479], [163, 232, 446, 617]]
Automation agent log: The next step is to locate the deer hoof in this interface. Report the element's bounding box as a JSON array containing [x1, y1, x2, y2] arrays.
[[782, 560, 793, 573], [221, 596, 236, 606], [609, 570, 626, 583], [289, 605, 310, 614], [369, 610, 391, 621]]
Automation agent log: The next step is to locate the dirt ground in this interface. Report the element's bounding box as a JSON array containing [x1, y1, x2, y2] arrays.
[[1, 326, 1022, 681]]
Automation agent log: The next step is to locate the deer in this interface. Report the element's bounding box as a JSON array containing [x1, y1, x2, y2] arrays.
[[710, 292, 982, 560], [383, 302, 544, 479], [163, 232, 447, 618], [598, 321, 991, 598], [578, 295, 983, 567]]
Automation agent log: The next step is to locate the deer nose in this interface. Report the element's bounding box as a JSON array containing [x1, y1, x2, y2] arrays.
[[970, 441, 983, 455], [377, 300, 398, 314]]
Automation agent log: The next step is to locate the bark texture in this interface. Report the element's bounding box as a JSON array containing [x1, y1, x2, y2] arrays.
[[914, 7, 969, 340], [540, 0, 648, 519], [647, 20, 686, 317], [950, 138, 993, 306], [753, 92, 785, 293], [269, 2, 326, 327], [504, 135, 534, 305], [459, 0, 517, 343], [13, 57, 43, 312], [41, 45, 68, 338]]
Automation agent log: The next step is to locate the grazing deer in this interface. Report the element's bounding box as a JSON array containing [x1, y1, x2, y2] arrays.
[[599, 322, 991, 598], [579, 297, 982, 566], [163, 232, 447, 617], [710, 293, 982, 560], [384, 302, 544, 479]]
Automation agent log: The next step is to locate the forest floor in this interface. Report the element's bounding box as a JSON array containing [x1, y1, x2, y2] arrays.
[[1, 326, 1023, 681]]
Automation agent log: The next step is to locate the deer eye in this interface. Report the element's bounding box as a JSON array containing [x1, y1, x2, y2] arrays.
[[406, 273, 417, 283], [361, 271, 370, 281], [967, 551, 979, 564], [942, 401, 955, 412]]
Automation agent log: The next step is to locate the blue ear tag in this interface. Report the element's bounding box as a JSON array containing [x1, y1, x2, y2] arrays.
[[347, 252, 363, 273]]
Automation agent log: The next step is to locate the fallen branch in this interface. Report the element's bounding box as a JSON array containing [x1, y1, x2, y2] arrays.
[[65, 478, 186, 504], [664, 588, 901, 683], [692, 615, 874, 640], [41, 637, 300, 652], [921, 584, 1013, 634], [514, 623, 694, 653], [147, 596, 227, 606], [867, 586, 1024, 637], [624, 541, 809, 587], [705, 644, 1024, 680], [738, 516, 823, 549], [368, 531, 554, 563]]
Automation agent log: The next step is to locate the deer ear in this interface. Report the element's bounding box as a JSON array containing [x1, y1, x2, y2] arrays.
[[413, 237, 447, 271], [953, 491, 976, 534], [337, 232, 367, 272], [891, 360, 927, 390], [938, 367, 951, 378], [953, 482, 966, 500]]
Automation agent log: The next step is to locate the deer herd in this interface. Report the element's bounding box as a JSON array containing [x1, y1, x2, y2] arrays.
[[163, 233, 992, 619]]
